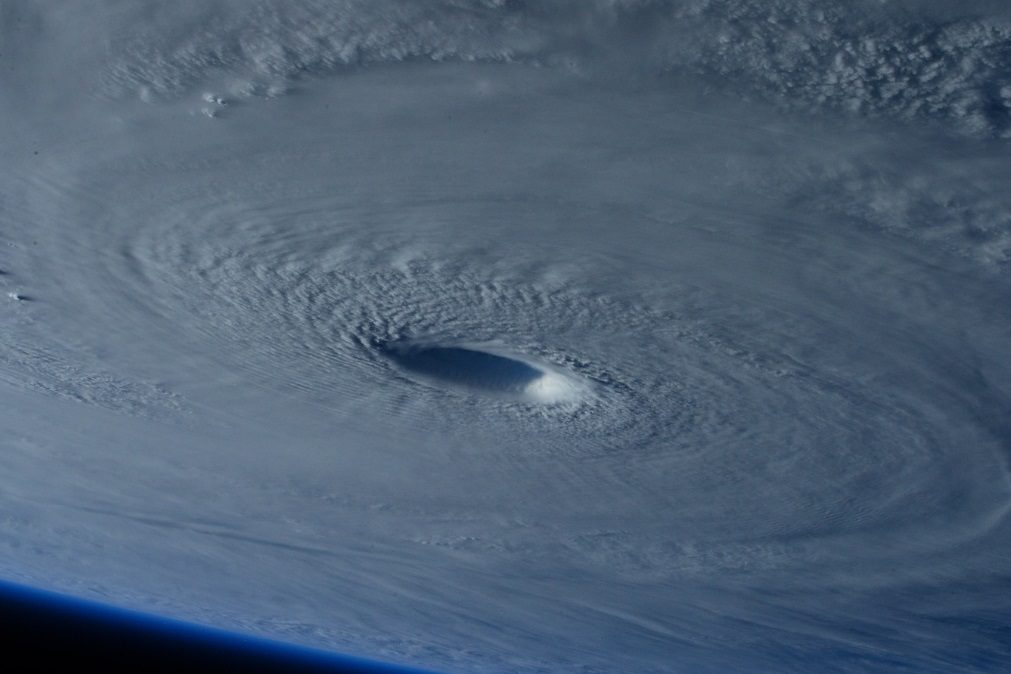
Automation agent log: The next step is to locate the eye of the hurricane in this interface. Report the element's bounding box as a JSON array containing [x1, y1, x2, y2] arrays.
[[380, 343, 582, 404]]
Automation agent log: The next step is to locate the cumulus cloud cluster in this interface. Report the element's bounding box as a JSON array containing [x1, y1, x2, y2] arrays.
[[99, 0, 1011, 137]]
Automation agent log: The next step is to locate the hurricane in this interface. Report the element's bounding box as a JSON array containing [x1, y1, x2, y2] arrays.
[[2, 1, 1010, 672]]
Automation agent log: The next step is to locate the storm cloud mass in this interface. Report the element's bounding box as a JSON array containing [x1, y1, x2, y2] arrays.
[[1, 2, 1010, 672]]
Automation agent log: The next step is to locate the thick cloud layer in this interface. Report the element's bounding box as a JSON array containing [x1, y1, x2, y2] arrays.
[[89, 1, 1011, 138], [1, 2, 1010, 672]]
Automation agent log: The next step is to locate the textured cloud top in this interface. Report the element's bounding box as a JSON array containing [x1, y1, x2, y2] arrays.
[[95, 0, 1011, 138], [3, 2, 1011, 673]]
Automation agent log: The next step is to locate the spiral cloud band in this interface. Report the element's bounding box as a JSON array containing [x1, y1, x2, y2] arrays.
[[2, 2, 1010, 672]]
